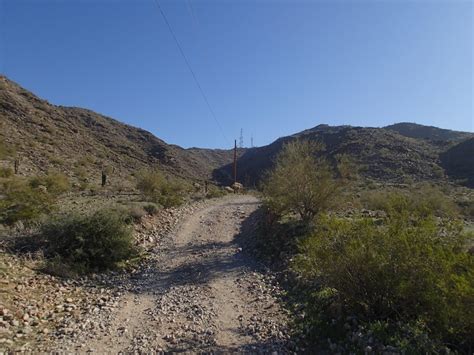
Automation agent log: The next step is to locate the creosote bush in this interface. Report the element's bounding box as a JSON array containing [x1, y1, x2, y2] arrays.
[[293, 209, 473, 351], [361, 183, 459, 218], [29, 172, 70, 196], [0, 177, 55, 225], [206, 185, 226, 199], [41, 209, 135, 273], [143, 203, 159, 215], [136, 170, 188, 208], [262, 140, 351, 222]]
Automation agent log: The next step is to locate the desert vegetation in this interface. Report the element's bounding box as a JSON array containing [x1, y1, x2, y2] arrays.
[[40, 209, 136, 275], [256, 139, 473, 353], [136, 169, 190, 208]]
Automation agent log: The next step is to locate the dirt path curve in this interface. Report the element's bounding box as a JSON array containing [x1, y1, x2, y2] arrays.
[[86, 195, 289, 353]]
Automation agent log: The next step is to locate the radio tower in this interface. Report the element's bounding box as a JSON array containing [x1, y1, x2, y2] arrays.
[[251, 135, 254, 148], [239, 128, 244, 148]]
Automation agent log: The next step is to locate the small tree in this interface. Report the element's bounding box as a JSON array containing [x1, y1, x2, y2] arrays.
[[262, 140, 350, 222]]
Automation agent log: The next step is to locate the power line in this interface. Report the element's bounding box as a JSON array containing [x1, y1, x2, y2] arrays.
[[153, 0, 229, 145]]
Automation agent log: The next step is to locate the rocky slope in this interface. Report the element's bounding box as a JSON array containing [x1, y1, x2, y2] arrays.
[[385, 122, 473, 142], [0, 75, 236, 183], [215, 124, 473, 186], [440, 138, 474, 187]]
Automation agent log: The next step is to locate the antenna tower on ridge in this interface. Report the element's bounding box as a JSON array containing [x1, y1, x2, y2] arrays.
[[239, 128, 244, 148]]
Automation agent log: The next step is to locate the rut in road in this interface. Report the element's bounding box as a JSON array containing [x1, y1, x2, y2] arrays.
[[87, 195, 289, 353]]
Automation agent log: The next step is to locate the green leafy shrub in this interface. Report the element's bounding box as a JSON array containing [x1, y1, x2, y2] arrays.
[[262, 140, 351, 222], [0, 178, 55, 225], [361, 183, 459, 218], [294, 213, 473, 351], [29, 172, 70, 196], [41, 209, 135, 273], [136, 170, 188, 208]]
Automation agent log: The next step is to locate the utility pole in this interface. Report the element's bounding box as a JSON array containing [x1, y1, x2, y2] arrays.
[[239, 129, 244, 148], [233, 139, 237, 184]]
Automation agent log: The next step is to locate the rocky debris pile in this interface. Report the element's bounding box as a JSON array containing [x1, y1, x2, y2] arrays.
[[132, 284, 218, 352], [0, 256, 119, 353], [134, 201, 208, 250], [235, 273, 290, 352]]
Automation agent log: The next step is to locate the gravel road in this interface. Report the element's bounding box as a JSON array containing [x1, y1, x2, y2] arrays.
[[52, 195, 289, 353]]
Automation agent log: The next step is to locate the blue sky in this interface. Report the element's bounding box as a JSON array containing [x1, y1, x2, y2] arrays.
[[1, 0, 472, 148]]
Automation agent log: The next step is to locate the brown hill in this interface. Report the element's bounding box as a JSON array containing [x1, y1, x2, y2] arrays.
[[214, 124, 472, 187], [385, 122, 473, 142], [0, 75, 236, 184]]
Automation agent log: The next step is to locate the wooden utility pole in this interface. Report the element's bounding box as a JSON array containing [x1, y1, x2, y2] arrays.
[[233, 139, 237, 184]]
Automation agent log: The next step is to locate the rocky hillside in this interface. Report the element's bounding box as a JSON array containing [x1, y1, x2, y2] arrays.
[[2, 75, 471, 189], [0, 76, 236, 184], [215, 124, 473, 187], [440, 138, 474, 188], [385, 122, 473, 142]]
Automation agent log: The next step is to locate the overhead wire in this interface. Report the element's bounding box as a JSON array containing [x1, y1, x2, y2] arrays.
[[153, 0, 230, 145]]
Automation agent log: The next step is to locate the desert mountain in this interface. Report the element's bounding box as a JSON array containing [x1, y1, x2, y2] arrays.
[[1, 75, 472, 189], [385, 122, 473, 142], [215, 124, 473, 187], [0, 75, 236, 184]]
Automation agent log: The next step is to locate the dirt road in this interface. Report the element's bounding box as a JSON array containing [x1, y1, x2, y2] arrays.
[[77, 195, 289, 353]]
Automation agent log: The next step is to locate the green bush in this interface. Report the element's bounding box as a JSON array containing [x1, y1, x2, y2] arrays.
[[294, 213, 473, 351], [262, 140, 351, 222], [361, 183, 459, 218], [0, 167, 13, 178], [206, 185, 226, 199], [29, 172, 70, 196], [143, 203, 159, 215], [136, 170, 187, 208], [0, 177, 55, 225], [41, 209, 135, 273]]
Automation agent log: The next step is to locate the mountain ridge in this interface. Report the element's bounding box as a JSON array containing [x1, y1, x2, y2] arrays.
[[1, 75, 472, 188]]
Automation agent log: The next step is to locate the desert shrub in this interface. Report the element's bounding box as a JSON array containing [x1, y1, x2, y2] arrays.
[[294, 213, 473, 351], [0, 141, 15, 159], [143, 203, 159, 215], [361, 183, 459, 218], [29, 172, 70, 196], [41, 209, 135, 273], [126, 205, 146, 222], [136, 170, 188, 208], [262, 140, 351, 222], [0, 167, 13, 178], [0, 177, 55, 225], [206, 185, 226, 199]]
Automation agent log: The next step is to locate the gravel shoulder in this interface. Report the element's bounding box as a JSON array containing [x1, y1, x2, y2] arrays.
[[53, 195, 289, 353]]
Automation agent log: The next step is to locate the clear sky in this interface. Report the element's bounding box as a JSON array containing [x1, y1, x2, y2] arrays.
[[1, 0, 472, 148]]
